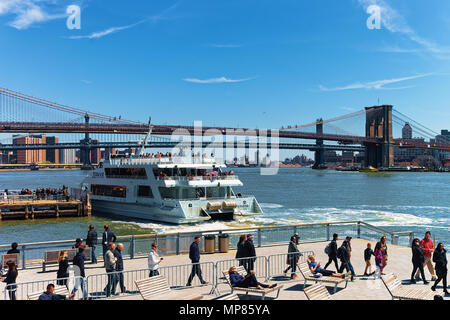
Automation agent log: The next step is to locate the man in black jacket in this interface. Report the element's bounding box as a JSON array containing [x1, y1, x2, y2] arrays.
[[102, 225, 117, 265], [86, 225, 98, 264], [243, 234, 257, 272], [431, 242, 448, 294], [72, 247, 88, 300], [324, 233, 339, 271], [114, 243, 127, 294], [338, 238, 355, 281], [186, 236, 208, 286]]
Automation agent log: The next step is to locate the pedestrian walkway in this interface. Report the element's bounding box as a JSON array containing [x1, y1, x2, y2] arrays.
[[1, 238, 447, 300]]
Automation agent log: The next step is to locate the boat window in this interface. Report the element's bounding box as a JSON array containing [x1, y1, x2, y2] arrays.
[[105, 167, 147, 179], [158, 187, 176, 199], [91, 184, 126, 198], [138, 186, 153, 198]]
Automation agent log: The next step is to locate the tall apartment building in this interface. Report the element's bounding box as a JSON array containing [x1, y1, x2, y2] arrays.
[[45, 136, 59, 163], [59, 149, 76, 164], [13, 134, 47, 164]]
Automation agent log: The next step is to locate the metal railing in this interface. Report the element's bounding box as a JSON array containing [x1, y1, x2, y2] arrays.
[[0, 221, 414, 270], [2, 275, 85, 300], [156, 175, 239, 181], [85, 261, 215, 299], [267, 251, 314, 280]]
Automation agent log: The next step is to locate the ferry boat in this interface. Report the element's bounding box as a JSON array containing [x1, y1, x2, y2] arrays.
[[81, 155, 264, 224]]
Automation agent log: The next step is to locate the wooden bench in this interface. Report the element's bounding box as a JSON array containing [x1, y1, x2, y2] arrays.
[[28, 286, 71, 300], [42, 248, 91, 272], [298, 262, 348, 293], [222, 266, 283, 300], [1, 253, 19, 268], [304, 283, 332, 300], [135, 275, 203, 300], [381, 273, 443, 300], [216, 293, 240, 300]]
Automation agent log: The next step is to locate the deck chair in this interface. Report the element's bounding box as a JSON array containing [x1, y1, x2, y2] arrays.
[[298, 262, 349, 293], [381, 273, 443, 300], [222, 265, 283, 300], [135, 275, 203, 300], [304, 283, 333, 300]]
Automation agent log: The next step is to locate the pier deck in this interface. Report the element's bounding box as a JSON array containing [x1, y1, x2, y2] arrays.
[[1, 238, 447, 300], [0, 199, 89, 220]]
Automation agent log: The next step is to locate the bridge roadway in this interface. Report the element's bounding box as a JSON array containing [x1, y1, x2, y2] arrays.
[[0, 141, 365, 152], [0, 121, 379, 144]]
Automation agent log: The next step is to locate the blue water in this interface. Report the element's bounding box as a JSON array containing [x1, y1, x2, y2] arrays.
[[0, 168, 449, 245]]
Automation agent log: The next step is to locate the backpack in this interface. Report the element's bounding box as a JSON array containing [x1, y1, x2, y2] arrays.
[[324, 243, 331, 255], [337, 246, 344, 260]]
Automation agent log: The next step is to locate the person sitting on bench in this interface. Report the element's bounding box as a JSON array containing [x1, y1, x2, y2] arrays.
[[38, 284, 75, 300], [307, 255, 346, 278], [228, 266, 277, 289]]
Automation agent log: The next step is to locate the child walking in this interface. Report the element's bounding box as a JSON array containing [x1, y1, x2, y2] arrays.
[[364, 243, 375, 276]]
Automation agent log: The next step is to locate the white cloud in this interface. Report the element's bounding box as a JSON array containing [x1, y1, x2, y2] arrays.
[[319, 73, 433, 91], [0, 0, 66, 30], [67, 21, 144, 39], [357, 0, 450, 56], [183, 77, 255, 84]]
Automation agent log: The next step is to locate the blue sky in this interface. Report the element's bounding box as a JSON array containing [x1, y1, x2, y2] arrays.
[[1, 0, 449, 137]]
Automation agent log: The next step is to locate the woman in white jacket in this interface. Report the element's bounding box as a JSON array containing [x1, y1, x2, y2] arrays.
[[148, 242, 163, 277]]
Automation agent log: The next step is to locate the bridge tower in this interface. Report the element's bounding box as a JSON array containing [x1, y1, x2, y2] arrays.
[[80, 113, 92, 166], [312, 118, 327, 169], [364, 105, 394, 168]]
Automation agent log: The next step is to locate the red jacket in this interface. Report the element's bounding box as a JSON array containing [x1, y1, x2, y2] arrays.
[[420, 238, 434, 258]]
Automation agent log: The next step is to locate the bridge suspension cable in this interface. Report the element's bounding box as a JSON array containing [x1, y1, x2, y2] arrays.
[[0, 87, 144, 125]]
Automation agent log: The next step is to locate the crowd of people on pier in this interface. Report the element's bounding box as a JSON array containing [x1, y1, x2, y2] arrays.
[[1, 228, 448, 300], [2, 186, 69, 201]]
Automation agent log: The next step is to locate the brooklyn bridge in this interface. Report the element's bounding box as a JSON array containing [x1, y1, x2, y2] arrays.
[[0, 87, 449, 168]]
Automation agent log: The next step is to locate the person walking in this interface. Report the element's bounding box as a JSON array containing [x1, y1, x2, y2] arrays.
[[114, 243, 127, 294], [364, 243, 375, 276], [338, 237, 355, 281], [431, 243, 448, 294], [72, 247, 88, 300], [324, 233, 339, 272], [105, 242, 118, 297], [374, 236, 388, 277], [186, 236, 208, 286], [86, 225, 98, 264], [56, 250, 69, 287], [235, 235, 247, 266], [102, 225, 117, 265], [242, 234, 257, 272], [148, 242, 163, 277], [283, 235, 302, 279], [410, 238, 429, 284], [415, 231, 437, 281], [1, 261, 18, 300]]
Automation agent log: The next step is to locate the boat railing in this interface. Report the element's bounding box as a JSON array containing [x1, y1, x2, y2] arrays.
[[107, 157, 224, 166], [155, 175, 239, 182]]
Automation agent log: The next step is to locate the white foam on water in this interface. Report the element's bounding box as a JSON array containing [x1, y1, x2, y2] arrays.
[[259, 203, 284, 209]]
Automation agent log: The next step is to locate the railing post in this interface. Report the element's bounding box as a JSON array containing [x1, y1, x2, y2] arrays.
[[357, 222, 361, 239], [293, 226, 297, 237], [409, 232, 414, 247], [22, 245, 26, 270], [258, 228, 262, 248], [130, 236, 135, 259], [176, 233, 180, 255], [326, 224, 330, 241]]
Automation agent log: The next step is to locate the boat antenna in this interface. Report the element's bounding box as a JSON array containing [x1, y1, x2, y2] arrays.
[[136, 117, 153, 158]]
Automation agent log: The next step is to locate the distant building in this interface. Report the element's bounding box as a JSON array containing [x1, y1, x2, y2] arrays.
[[59, 149, 76, 164], [13, 134, 46, 164], [435, 129, 450, 144], [45, 136, 59, 164], [402, 122, 413, 139]]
